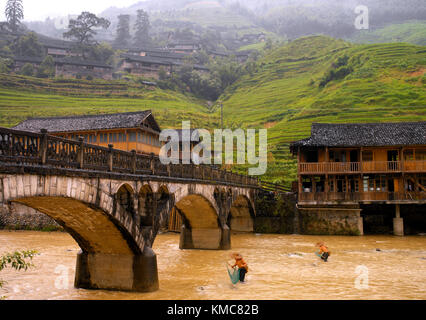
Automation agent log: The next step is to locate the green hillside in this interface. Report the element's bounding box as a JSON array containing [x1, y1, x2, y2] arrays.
[[220, 36, 426, 186], [350, 21, 426, 46], [0, 74, 214, 129]]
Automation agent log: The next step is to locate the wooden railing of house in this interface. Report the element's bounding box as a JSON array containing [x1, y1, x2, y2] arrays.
[[299, 161, 426, 174], [299, 191, 426, 202], [0, 127, 259, 187]]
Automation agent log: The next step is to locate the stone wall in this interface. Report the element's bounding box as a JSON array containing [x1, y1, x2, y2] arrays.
[[254, 192, 299, 234], [0, 202, 62, 231], [298, 206, 363, 236]]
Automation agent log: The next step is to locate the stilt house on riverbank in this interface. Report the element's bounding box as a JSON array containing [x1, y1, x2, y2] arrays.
[[290, 122, 426, 236]]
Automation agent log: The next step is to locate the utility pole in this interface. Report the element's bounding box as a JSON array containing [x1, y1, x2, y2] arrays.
[[220, 102, 223, 130]]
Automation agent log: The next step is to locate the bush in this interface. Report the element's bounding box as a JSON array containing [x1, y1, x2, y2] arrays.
[[20, 63, 34, 77], [76, 74, 82, 80], [36, 56, 55, 78], [86, 75, 93, 81]]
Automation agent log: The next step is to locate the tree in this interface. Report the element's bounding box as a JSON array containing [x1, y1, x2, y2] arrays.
[[11, 32, 44, 57], [20, 63, 34, 76], [114, 15, 131, 48], [1, 250, 37, 299], [133, 9, 150, 47], [86, 42, 115, 65], [63, 12, 110, 45], [5, 0, 23, 32], [36, 55, 55, 78]]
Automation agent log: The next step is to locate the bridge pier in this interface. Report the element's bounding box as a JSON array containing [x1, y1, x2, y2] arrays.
[[179, 224, 231, 250], [75, 247, 159, 292]]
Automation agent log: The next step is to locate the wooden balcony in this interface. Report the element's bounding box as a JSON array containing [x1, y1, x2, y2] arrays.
[[299, 161, 426, 175], [299, 191, 426, 203]]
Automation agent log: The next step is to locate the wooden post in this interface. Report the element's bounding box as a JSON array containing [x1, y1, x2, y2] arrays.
[[108, 144, 114, 172], [39, 129, 48, 165], [167, 164, 171, 177], [78, 137, 84, 169], [150, 153, 155, 175], [131, 150, 137, 174]]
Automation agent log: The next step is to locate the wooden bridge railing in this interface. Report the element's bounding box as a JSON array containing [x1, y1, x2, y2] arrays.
[[0, 127, 259, 187]]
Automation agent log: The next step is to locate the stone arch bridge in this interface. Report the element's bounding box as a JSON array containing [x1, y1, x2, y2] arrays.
[[0, 128, 259, 292]]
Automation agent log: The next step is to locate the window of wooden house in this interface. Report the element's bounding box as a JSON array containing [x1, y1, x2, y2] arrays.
[[375, 176, 386, 192], [302, 177, 312, 192], [404, 149, 414, 161], [362, 151, 373, 162], [363, 176, 369, 192], [305, 150, 318, 163], [334, 151, 347, 162], [349, 178, 359, 193], [329, 151, 335, 162], [129, 132, 136, 142], [328, 179, 335, 192], [369, 178, 375, 192], [315, 177, 325, 192], [416, 149, 426, 160], [100, 133, 107, 143], [336, 176, 346, 192]]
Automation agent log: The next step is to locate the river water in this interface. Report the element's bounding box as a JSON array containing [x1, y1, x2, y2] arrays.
[[0, 231, 425, 300]]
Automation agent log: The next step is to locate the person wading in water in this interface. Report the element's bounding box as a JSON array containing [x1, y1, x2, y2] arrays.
[[316, 242, 331, 262], [231, 253, 249, 282]]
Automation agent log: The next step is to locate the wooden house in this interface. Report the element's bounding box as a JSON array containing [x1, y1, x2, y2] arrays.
[[290, 122, 426, 235], [118, 53, 209, 79], [13, 56, 113, 80], [13, 111, 163, 156]]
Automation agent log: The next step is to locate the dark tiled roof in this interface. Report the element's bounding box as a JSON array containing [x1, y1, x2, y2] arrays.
[[290, 122, 426, 151], [12, 111, 159, 133], [121, 54, 174, 66], [14, 56, 112, 68], [121, 54, 209, 71]]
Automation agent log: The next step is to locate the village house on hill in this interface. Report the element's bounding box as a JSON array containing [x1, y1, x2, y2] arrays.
[[118, 53, 209, 79], [13, 56, 113, 80], [13, 111, 162, 155], [290, 121, 426, 236]]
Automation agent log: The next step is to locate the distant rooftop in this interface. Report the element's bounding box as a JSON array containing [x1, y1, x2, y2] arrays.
[[14, 56, 112, 68], [13, 111, 161, 133], [290, 122, 426, 152]]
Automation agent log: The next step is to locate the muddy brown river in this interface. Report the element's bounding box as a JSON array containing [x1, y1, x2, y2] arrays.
[[0, 231, 425, 300]]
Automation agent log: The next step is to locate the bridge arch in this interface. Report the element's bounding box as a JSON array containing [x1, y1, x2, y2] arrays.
[[138, 184, 154, 228], [175, 193, 230, 250], [1, 174, 158, 292], [228, 195, 255, 232]]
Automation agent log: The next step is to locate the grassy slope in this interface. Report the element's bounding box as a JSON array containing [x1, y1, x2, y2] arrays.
[[0, 74, 216, 129], [221, 36, 426, 186], [350, 21, 426, 46]]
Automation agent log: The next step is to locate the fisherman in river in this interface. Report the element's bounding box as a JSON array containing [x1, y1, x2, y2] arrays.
[[315, 242, 330, 262], [227, 253, 249, 283]]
